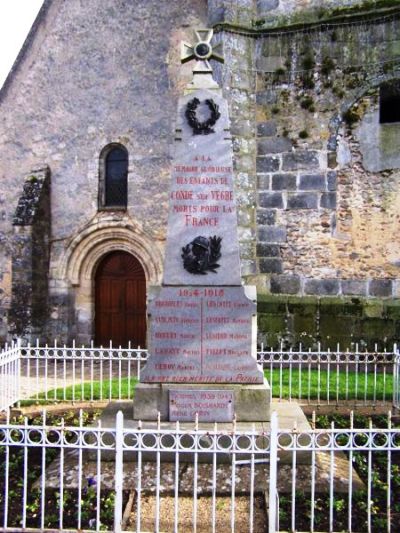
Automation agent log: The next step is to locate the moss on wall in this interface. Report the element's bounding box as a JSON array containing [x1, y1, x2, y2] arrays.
[[257, 294, 400, 349], [250, 1, 400, 31]]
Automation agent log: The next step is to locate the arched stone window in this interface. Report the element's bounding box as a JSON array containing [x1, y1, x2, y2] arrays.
[[99, 144, 128, 208]]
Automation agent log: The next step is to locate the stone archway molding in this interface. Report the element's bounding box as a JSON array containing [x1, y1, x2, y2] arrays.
[[327, 72, 400, 153], [59, 218, 163, 287]]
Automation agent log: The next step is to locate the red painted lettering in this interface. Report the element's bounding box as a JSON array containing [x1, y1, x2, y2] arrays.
[[210, 190, 233, 201]]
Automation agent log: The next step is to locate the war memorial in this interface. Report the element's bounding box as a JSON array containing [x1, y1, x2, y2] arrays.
[[0, 3, 399, 530], [134, 30, 270, 423]]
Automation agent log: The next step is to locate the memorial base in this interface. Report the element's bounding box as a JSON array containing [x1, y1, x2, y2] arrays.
[[133, 379, 271, 422], [94, 400, 312, 464]]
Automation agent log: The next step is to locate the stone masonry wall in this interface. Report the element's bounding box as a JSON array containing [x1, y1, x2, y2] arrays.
[[257, 294, 400, 350], [249, 11, 400, 296], [207, 5, 400, 302], [209, 1, 399, 26], [0, 0, 208, 343], [8, 167, 50, 341], [213, 3, 400, 346], [256, 0, 398, 21], [209, 9, 400, 297]]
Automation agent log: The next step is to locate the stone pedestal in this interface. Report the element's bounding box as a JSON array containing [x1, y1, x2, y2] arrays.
[[133, 379, 271, 422]]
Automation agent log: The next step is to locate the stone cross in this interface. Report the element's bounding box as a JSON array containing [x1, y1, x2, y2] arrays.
[[181, 29, 224, 68], [181, 29, 224, 92]]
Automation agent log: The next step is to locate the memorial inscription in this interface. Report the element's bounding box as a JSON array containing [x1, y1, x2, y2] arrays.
[[142, 286, 263, 384], [170, 389, 234, 422], [172, 159, 235, 230], [134, 29, 270, 422], [163, 95, 242, 287]]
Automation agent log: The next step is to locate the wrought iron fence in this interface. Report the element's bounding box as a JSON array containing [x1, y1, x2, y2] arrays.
[[0, 340, 399, 409], [18, 340, 148, 404], [0, 342, 20, 412], [272, 411, 400, 533], [259, 343, 399, 408], [0, 410, 399, 532], [0, 343, 400, 409], [395, 351, 400, 411]]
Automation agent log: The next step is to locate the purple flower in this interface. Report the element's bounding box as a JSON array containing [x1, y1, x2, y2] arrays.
[[87, 476, 96, 487]]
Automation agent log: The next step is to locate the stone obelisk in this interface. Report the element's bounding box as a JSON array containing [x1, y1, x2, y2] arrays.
[[134, 30, 270, 422]]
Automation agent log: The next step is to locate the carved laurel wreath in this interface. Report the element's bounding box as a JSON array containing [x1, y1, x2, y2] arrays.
[[181, 235, 222, 275], [185, 98, 221, 135]]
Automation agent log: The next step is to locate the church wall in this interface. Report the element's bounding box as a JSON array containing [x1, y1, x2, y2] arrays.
[[0, 0, 208, 343], [0, 0, 208, 240], [0, 0, 399, 348], [256, 0, 398, 20], [213, 4, 400, 346], [209, 1, 399, 26], [249, 15, 400, 295], [9, 167, 51, 341]]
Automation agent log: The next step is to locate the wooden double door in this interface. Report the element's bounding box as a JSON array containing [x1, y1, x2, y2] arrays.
[[95, 251, 146, 347]]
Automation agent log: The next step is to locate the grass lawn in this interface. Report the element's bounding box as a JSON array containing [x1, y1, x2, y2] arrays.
[[266, 366, 393, 401], [22, 368, 394, 404]]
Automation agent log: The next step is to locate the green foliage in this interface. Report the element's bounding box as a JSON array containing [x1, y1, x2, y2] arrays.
[[278, 413, 400, 532], [0, 411, 121, 530], [23, 368, 394, 405], [280, 89, 290, 102], [300, 96, 315, 111], [332, 84, 345, 98], [299, 129, 309, 139], [331, 0, 400, 17], [21, 378, 139, 405], [273, 67, 286, 83], [265, 368, 393, 401], [343, 108, 361, 126], [321, 56, 335, 76], [383, 61, 395, 74], [302, 53, 315, 71], [250, 0, 399, 33], [302, 73, 315, 89], [274, 67, 286, 76], [251, 18, 265, 28], [346, 75, 362, 89]]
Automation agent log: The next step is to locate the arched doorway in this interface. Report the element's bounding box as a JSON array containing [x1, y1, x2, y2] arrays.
[[95, 251, 146, 347]]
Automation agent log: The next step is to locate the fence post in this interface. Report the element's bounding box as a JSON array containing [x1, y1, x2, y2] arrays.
[[269, 411, 278, 533], [394, 344, 399, 411], [17, 338, 22, 406], [114, 410, 124, 533]]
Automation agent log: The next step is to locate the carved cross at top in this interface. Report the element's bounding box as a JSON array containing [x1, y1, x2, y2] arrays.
[[181, 29, 224, 71]]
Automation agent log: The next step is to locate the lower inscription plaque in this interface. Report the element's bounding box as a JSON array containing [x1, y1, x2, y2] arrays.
[[169, 389, 234, 422]]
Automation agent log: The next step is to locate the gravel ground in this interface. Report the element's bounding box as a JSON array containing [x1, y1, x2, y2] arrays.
[[128, 494, 267, 532], [38, 453, 363, 493]]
